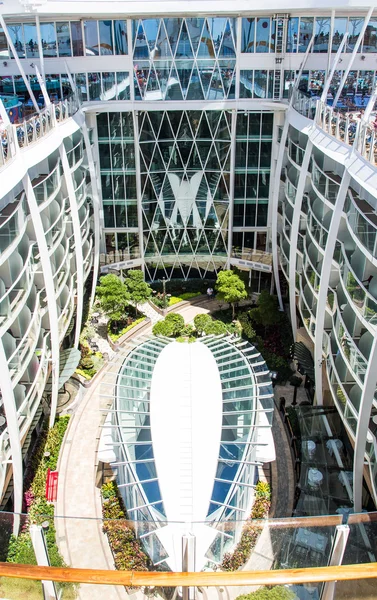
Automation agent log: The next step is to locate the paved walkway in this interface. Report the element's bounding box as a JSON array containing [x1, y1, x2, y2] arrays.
[[56, 365, 129, 600]]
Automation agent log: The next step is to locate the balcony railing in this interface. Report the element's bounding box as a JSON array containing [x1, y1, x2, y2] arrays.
[[292, 90, 377, 167], [0, 96, 80, 169]]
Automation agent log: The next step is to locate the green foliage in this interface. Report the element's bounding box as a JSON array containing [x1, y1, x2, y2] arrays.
[[215, 270, 248, 318], [204, 319, 228, 335], [181, 324, 195, 336], [101, 481, 117, 499], [153, 313, 185, 337], [221, 482, 271, 571], [7, 416, 70, 582], [250, 291, 281, 329], [101, 482, 151, 571], [79, 356, 94, 370], [194, 313, 212, 335], [124, 270, 151, 311], [152, 319, 175, 337], [165, 313, 185, 335], [108, 317, 146, 342], [96, 274, 130, 321], [179, 292, 201, 300], [234, 586, 295, 600], [238, 312, 257, 340]]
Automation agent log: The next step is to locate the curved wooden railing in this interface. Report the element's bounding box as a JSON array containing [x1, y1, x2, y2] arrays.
[[0, 562, 377, 586]]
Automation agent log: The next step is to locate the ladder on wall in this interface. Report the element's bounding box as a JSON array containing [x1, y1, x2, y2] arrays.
[[273, 14, 289, 100]]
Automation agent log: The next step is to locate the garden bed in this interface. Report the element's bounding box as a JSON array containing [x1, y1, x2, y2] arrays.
[[101, 481, 151, 572], [221, 481, 271, 571], [3, 416, 75, 599], [107, 317, 150, 350]]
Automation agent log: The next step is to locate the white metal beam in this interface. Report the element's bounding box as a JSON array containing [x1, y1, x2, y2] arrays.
[[226, 108, 237, 270], [23, 173, 60, 427], [333, 8, 373, 108], [59, 144, 84, 348], [0, 339, 22, 535], [288, 140, 313, 342], [313, 170, 351, 405]]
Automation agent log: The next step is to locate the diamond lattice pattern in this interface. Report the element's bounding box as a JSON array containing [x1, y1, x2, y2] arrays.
[[133, 18, 236, 101], [139, 110, 231, 281]]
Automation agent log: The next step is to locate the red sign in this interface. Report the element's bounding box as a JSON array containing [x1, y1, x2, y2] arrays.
[[45, 468, 59, 502]]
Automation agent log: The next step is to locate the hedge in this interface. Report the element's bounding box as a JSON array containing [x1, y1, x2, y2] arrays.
[[7, 416, 71, 575], [235, 587, 295, 600], [221, 481, 271, 571], [101, 481, 151, 571]]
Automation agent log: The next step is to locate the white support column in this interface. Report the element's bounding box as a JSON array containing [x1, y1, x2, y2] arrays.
[[0, 340, 23, 535], [313, 171, 351, 406], [35, 16, 45, 80], [81, 122, 101, 309], [0, 16, 40, 114], [226, 108, 237, 270], [327, 11, 336, 74], [35, 65, 51, 109], [127, 19, 135, 102], [290, 35, 315, 104], [321, 525, 349, 600], [320, 33, 349, 103], [353, 336, 377, 512], [59, 145, 84, 348], [23, 174, 60, 428], [333, 8, 373, 107], [270, 112, 289, 311], [235, 17, 242, 100], [288, 140, 313, 341], [132, 110, 145, 274], [30, 525, 58, 599]]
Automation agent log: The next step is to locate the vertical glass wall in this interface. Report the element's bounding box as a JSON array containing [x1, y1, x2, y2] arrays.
[[138, 110, 231, 280], [97, 112, 140, 260], [233, 111, 273, 239]]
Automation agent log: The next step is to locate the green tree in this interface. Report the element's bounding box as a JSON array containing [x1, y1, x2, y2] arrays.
[[124, 270, 152, 314], [152, 320, 174, 337], [96, 274, 130, 325], [194, 313, 212, 336], [250, 290, 281, 332], [215, 270, 248, 319]]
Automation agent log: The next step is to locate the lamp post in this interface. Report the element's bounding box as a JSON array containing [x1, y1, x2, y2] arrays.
[[162, 277, 166, 307]]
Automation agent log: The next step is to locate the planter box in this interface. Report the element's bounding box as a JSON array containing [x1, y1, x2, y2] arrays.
[[148, 294, 207, 316], [107, 317, 151, 351]]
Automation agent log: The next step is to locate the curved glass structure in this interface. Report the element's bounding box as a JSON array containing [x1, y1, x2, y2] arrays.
[[110, 334, 274, 569]]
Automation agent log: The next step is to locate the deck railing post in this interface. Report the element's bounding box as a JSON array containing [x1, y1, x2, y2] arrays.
[[321, 524, 350, 600]]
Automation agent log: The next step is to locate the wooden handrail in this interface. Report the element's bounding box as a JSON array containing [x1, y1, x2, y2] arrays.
[[0, 562, 376, 587]]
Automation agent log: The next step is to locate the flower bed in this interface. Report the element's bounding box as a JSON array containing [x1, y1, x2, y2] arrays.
[[108, 317, 146, 342], [101, 481, 151, 571], [221, 481, 271, 571], [6, 416, 74, 595], [151, 291, 201, 309]]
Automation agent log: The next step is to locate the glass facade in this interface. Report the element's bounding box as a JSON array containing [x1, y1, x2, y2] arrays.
[[97, 110, 273, 281], [111, 335, 274, 566], [133, 18, 236, 100]]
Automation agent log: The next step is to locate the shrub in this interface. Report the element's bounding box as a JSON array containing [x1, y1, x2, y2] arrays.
[[108, 317, 146, 342], [152, 319, 174, 337], [8, 416, 71, 579], [194, 313, 212, 335], [165, 313, 185, 335], [204, 319, 227, 336], [181, 324, 195, 336], [79, 357, 94, 370], [101, 482, 151, 571], [235, 587, 295, 600], [221, 482, 271, 571], [153, 313, 185, 338]]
